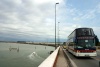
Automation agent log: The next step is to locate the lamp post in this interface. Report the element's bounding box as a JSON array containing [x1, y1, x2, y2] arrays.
[[58, 22, 60, 46], [55, 3, 59, 49]]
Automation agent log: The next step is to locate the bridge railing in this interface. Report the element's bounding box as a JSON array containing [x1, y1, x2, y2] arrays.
[[38, 46, 60, 67]]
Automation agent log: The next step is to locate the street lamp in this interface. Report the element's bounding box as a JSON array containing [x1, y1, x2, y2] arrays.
[[58, 22, 60, 46], [55, 3, 59, 49]]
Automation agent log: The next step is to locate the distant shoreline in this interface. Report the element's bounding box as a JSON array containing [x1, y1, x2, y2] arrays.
[[0, 41, 56, 47]]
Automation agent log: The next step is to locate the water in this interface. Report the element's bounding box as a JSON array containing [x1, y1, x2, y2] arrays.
[[0, 42, 55, 67]]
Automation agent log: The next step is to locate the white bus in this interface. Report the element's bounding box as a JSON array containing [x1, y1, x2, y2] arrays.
[[67, 28, 99, 57]]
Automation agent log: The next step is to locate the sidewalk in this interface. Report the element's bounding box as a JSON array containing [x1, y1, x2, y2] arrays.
[[55, 47, 68, 67]]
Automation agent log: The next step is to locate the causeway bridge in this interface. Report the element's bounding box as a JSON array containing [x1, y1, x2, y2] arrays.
[[39, 46, 100, 67]]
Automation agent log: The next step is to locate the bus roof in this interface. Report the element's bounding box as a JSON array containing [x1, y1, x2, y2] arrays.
[[75, 27, 92, 30]]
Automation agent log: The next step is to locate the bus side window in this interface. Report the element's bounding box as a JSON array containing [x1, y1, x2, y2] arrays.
[[93, 39, 94, 43]]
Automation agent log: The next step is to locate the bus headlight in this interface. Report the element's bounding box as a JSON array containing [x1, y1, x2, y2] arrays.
[[77, 50, 80, 53], [93, 51, 96, 53]]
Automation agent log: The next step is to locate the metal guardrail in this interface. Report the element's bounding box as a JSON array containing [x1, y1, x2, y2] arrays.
[[38, 46, 60, 67]]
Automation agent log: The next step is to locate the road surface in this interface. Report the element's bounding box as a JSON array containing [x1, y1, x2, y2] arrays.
[[55, 47, 68, 67], [64, 50, 100, 67]]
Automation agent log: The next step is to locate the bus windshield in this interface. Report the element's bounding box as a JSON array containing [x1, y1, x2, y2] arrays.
[[77, 28, 94, 36], [76, 39, 95, 48]]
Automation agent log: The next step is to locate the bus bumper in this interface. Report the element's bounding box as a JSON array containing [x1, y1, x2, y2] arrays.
[[75, 52, 97, 57]]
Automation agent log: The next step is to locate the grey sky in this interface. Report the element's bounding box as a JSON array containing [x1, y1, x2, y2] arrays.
[[0, 0, 100, 42]]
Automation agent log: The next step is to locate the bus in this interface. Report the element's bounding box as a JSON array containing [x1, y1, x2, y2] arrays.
[[62, 42, 67, 49], [67, 28, 99, 57]]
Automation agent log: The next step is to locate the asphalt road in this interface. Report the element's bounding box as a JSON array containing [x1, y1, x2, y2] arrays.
[[64, 50, 100, 67]]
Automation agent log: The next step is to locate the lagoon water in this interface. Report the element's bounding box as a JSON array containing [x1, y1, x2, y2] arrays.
[[0, 42, 55, 67]]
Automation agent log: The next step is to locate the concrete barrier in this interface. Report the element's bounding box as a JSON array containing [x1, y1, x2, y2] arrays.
[[63, 50, 77, 67], [38, 46, 60, 67]]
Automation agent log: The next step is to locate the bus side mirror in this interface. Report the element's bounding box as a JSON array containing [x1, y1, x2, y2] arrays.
[[95, 35, 99, 46], [75, 39, 77, 43]]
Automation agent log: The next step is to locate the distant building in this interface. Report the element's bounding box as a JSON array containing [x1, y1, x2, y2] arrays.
[[17, 41, 26, 43]]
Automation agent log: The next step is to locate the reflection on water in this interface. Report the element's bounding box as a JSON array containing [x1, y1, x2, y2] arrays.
[[0, 42, 55, 67]]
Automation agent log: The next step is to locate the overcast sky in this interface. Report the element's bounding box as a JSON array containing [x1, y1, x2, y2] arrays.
[[0, 0, 100, 42]]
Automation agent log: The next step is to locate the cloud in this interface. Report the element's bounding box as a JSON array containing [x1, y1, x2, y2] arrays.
[[0, 0, 67, 41], [58, 1, 100, 40], [0, 0, 100, 42]]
